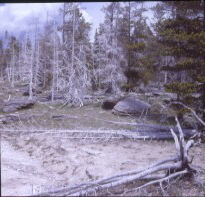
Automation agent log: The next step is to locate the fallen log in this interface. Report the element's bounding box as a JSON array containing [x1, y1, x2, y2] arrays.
[[2, 99, 35, 112], [102, 119, 195, 137], [1, 127, 195, 141], [33, 117, 197, 196], [1, 124, 195, 141]]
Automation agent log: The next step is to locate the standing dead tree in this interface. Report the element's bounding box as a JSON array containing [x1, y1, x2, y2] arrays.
[[33, 116, 197, 196]]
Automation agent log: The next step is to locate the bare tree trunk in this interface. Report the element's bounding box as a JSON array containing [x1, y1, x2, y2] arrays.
[[126, 1, 131, 91], [29, 35, 33, 100], [34, 41, 39, 88], [11, 41, 15, 87], [71, 4, 75, 77], [69, 3, 76, 100], [63, 3, 66, 44], [29, 57, 33, 100], [51, 11, 56, 102], [34, 22, 39, 89], [56, 45, 59, 92]]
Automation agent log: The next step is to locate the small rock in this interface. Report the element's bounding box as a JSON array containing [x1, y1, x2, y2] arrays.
[[36, 90, 42, 94], [101, 97, 122, 110], [23, 92, 31, 96], [22, 88, 42, 96], [3, 99, 35, 113], [163, 98, 171, 104], [1, 113, 35, 124]]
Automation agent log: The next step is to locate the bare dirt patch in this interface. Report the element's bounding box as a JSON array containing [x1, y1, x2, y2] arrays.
[[1, 131, 205, 196]]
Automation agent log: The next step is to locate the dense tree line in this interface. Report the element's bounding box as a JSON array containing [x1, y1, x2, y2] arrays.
[[152, 1, 205, 133], [0, 2, 204, 131]]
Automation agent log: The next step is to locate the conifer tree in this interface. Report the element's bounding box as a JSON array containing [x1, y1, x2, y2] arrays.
[[154, 1, 205, 130], [119, 2, 154, 91]]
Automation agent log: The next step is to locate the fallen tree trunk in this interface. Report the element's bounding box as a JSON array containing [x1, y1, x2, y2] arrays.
[[103, 119, 194, 132], [33, 116, 197, 196], [1, 127, 194, 141]]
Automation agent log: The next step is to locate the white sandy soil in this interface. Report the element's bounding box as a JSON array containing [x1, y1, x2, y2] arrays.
[[1, 132, 205, 196]]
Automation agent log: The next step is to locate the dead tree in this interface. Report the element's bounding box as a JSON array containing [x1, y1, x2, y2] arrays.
[[33, 116, 197, 196]]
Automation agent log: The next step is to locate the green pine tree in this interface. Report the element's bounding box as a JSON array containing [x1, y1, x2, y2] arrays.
[[154, 1, 205, 131]]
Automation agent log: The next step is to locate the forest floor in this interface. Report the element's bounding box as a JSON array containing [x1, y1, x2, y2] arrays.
[[1, 81, 205, 196]]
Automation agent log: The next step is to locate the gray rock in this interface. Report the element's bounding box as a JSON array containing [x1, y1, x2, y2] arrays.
[[22, 88, 42, 96], [1, 113, 35, 124], [1, 113, 44, 124], [112, 96, 151, 116], [163, 98, 171, 104], [3, 99, 35, 113], [23, 91, 33, 96]]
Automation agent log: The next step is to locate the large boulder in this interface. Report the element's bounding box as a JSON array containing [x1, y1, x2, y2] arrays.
[[2, 99, 35, 113], [112, 96, 151, 116]]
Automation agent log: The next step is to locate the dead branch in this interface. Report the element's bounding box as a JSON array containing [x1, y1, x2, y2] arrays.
[[3, 117, 196, 196], [170, 128, 180, 155], [1, 127, 193, 141], [175, 116, 195, 169], [34, 122, 196, 196], [172, 101, 205, 127], [126, 169, 188, 194], [100, 119, 175, 130], [97, 118, 195, 136]]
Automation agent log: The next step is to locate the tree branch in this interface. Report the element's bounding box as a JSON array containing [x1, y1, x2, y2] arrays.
[[126, 169, 188, 194], [172, 101, 205, 127]]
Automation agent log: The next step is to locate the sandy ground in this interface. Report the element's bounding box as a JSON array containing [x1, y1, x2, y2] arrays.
[[1, 131, 205, 196]]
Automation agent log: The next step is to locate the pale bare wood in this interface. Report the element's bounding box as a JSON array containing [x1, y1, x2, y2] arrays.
[[71, 162, 182, 196], [126, 169, 188, 194], [184, 139, 194, 163], [172, 101, 205, 127], [175, 116, 186, 163], [170, 128, 180, 156], [33, 157, 177, 196], [21, 117, 197, 196]]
